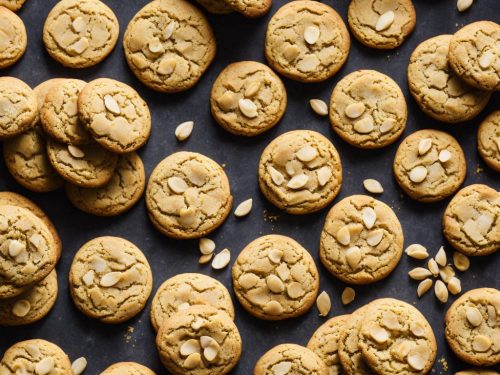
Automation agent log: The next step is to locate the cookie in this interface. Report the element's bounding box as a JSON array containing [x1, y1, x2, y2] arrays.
[[455, 369, 500, 375], [258, 130, 342, 214], [407, 34, 491, 123], [0, 6, 27, 68], [358, 298, 437, 374], [448, 21, 500, 91], [40, 78, 91, 145], [307, 314, 350, 375], [445, 288, 500, 366], [265, 0, 350, 82], [0, 270, 57, 326], [46, 138, 118, 188], [69, 236, 153, 324], [347, 0, 416, 49], [232, 234, 319, 320], [150, 273, 234, 332], [65, 152, 145, 217], [0, 339, 72, 375], [0, 0, 26, 11], [0, 191, 62, 260], [254, 343, 328, 375], [478, 110, 500, 171], [443, 184, 499, 257], [123, 0, 216, 93], [100, 362, 156, 375], [210, 61, 287, 136], [319, 195, 404, 284], [146, 151, 232, 239], [196, 0, 233, 14], [78, 78, 151, 153], [223, 0, 271, 18], [0, 205, 57, 299], [156, 305, 242, 375], [0, 77, 38, 140], [42, 0, 119, 68], [329, 69, 407, 149], [393, 129, 466, 202]]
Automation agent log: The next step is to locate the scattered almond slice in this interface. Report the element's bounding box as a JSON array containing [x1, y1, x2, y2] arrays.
[[479, 51, 493, 69], [409, 267, 433, 280], [11, 300, 30, 317], [447, 276, 461, 295], [418, 138, 432, 155], [370, 325, 389, 343], [376, 10, 395, 32], [417, 279, 433, 297], [175, 121, 194, 141], [336, 226, 350, 246], [316, 166, 332, 187], [8, 240, 25, 257], [180, 339, 201, 356], [103, 95, 120, 115], [466, 306, 483, 327], [409, 166, 427, 183], [199, 238, 215, 255], [167, 176, 188, 194], [245, 82, 261, 98], [269, 166, 284, 186], [183, 353, 201, 369], [405, 244, 429, 259], [407, 346, 430, 371], [309, 99, 328, 116], [266, 275, 285, 293], [453, 252, 470, 271], [304, 25, 320, 44], [363, 179, 383, 194], [439, 265, 455, 283], [287, 174, 309, 189], [71, 357, 87, 375], [212, 249, 230, 270], [164, 21, 176, 39], [316, 291, 331, 316], [68, 145, 85, 158], [354, 117, 374, 134], [361, 207, 376, 229], [36, 357, 55, 375], [268, 249, 283, 264], [472, 335, 492, 352], [238, 98, 258, 118], [427, 258, 439, 276], [457, 0, 473, 11], [234, 199, 252, 217], [199, 253, 213, 264], [100, 272, 121, 287], [296, 145, 318, 162], [341, 287, 355, 305], [438, 149, 451, 163], [345, 246, 362, 269], [434, 246, 447, 267], [366, 229, 383, 247], [434, 280, 448, 303], [345, 102, 365, 118], [379, 118, 395, 133]]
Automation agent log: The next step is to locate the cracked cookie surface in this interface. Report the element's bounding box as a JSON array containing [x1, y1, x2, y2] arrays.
[[150, 273, 234, 332], [65, 152, 145, 217], [407, 35, 491, 123], [156, 305, 241, 375], [0, 270, 57, 326], [0, 339, 71, 375], [307, 314, 350, 375], [69, 236, 153, 323], [123, 0, 216, 93], [223, 0, 271, 18], [0, 0, 26, 11], [100, 362, 156, 375], [146, 151, 232, 239], [0, 6, 27, 69], [0, 77, 38, 140], [393, 129, 466, 202], [448, 21, 500, 91], [443, 184, 499, 256], [445, 288, 500, 366], [478, 110, 500, 172], [329, 69, 407, 149], [320, 195, 403, 284], [359, 298, 437, 375], [265, 0, 350, 82], [78, 78, 151, 153], [211, 61, 287, 136], [42, 0, 119, 68], [347, 0, 416, 49], [258, 130, 342, 214], [232, 234, 319, 320], [254, 343, 328, 375]]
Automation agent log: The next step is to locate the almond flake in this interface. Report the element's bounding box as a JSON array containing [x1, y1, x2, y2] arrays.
[[336, 225, 351, 246], [310, 99, 328, 116], [418, 138, 432, 155], [361, 207, 376, 229], [363, 179, 383, 194], [466, 306, 483, 327], [479, 51, 493, 69], [417, 279, 433, 297], [434, 280, 448, 303], [8, 240, 25, 257], [317, 166, 332, 187], [286, 174, 309, 189], [405, 244, 429, 259], [341, 287, 355, 305], [457, 0, 473, 11], [304, 25, 320, 44], [234, 199, 252, 217], [238, 99, 258, 118], [434, 246, 447, 267], [71, 357, 87, 375], [199, 253, 213, 264], [35, 357, 54, 375], [167, 176, 188, 194], [175, 121, 194, 141], [68, 145, 85, 158], [447, 276, 461, 295], [345, 246, 362, 269], [409, 166, 427, 183], [103, 95, 120, 115], [438, 149, 451, 163], [269, 166, 284, 186], [180, 339, 201, 356], [296, 145, 318, 162], [345, 102, 365, 119], [376, 11, 395, 31], [409, 267, 433, 280], [199, 238, 215, 255], [366, 229, 383, 247], [212, 248, 230, 270], [12, 300, 31, 317], [316, 291, 331, 316], [100, 272, 121, 287], [453, 252, 470, 271], [354, 117, 374, 134]]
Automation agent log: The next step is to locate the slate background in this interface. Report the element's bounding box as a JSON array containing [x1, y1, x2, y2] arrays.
[[0, 0, 499, 373]]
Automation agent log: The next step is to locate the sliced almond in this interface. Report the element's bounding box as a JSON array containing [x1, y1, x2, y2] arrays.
[[487, 305, 496, 325], [268, 249, 283, 264], [363, 179, 384, 194], [453, 252, 470, 271], [180, 339, 201, 356], [183, 353, 201, 369], [286, 282, 305, 299], [238, 99, 258, 118], [199, 238, 215, 255], [439, 265, 455, 283], [466, 306, 483, 326], [276, 264, 290, 281], [438, 149, 451, 163], [405, 244, 429, 259], [341, 287, 356, 305], [191, 317, 205, 330], [269, 166, 284, 186], [203, 346, 219, 362], [199, 253, 213, 264], [409, 166, 427, 183], [283, 45, 300, 62], [310, 99, 328, 116], [68, 145, 85, 158], [336, 225, 351, 246], [266, 274, 285, 293], [354, 117, 374, 134], [100, 272, 121, 287], [345, 246, 362, 269], [447, 276, 461, 295], [103, 95, 120, 115], [479, 51, 493, 69], [434, 246, 447, 267], [434, 280, 448, 303], [418, 138, 432, 155], [296, 145, 318, 162], [407, 346, 430, 371], [304, 25, 320, 44], [427, 258, 439, 276], [212, 248, 230, 270], [457, 0, 473, 11], [148, 39, 163, 53], [263, 300, 283, 315], [92, 257, 107, 272], [167, 176, 188, 194], [381, 310, 400, 330], [272, 361, 292, 375], [345, 102, 365, 119], [35, 357, 54, 375], [287, 173, 309, 189], [316, 291, 331, 316], [11, 300, 31, 317], [71, 357, 87, 375], [376, 11, 395, 32], [361, 207, 376, 229], [164, 21, 176, 40], [296, 53, 320, 72], [370, 325, 389, 343], [234, 199, 252, 217], [317, 166, 332, 187], [472, 335, 492, 352], [366, 229, 383, 247], [417, 279, 433, 297], [82, 270, 94, 286], [217, 91, 236, 111], [410, 322, 425, 337], [178, 302, 190, 311], [175, 121, 194, 141], [69, 37, 89, 54], [285, 161, 296, 176], [409, 267, 433, 280], [8, 240, 25, 257], [245, 81, 261, 98], [158, 58, 176, 75], [379, 118, 396, 133], [72, 16, 86, 33]]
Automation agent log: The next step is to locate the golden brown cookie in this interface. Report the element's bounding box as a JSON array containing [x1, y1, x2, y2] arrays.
[[195, 0, 233, 14], [329, 69, 407, 148], [265, 0, 350, 82], [393, 129, 466, 202], [455, 369, 500, 375], [0, 6, 27, 69], [254, 344, 328, 375], [100, 362, 156, 375], [258, 130, 342, 214], [478, 110, 500, 171], [0, 0, 26, 11], [223, 0, 271, 18]]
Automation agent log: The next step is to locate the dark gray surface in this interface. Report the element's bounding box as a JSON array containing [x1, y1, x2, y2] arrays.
[[1, 0, 499, 373]]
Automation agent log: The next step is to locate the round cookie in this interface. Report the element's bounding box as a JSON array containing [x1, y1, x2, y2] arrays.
[[42, 0, 119, 68], [65, 152, 145, 216], [232, 234, 319, 320], [0, 77, 38, 140], [0, 270, 57, 326], [347, 0, 416, 49], [78, 78, 151, 153], [478, 110, 500, 172], [210, 61, 287, 136], [40, 78, 91, 145], [146, 151, 232, 239], [223, 0, 271, 18], [156, 305, 242, 375], [307, 314, 351, 375], [358, 298, 437, 374], [445, 288, 500, 366], [0, 339, 72, 375], [100, 362, 156, 375], [407, 35, 491, 123], [443, 184, 499, 257], [329, 70, 407, 149], [258, 130, 342, 214], [393, 129, 466, 202], [254, 344, 328, 375], [448, 21, 500, 91], [196, 0, 233, 14], [150, 273, 234, 332], [265, 0, 350, 82], [123, 0, 216, 93], [319, 195, 404, 284], [0, 191, 62, 260], [69, 236, 153, 324], [0, 205, 57, 299], [0, 6, 27, 68], [0, 0, 26, 11], [456, 369, 500, 375], [46, 139, 118, 188]]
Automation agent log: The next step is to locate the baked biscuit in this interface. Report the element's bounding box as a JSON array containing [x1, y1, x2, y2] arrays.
[[254, 344, 328, 375], [0, 6, 27, 68], [100, 362, 156, 375], [224, 0, 271, 18], [478, 110, 500, 171]]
